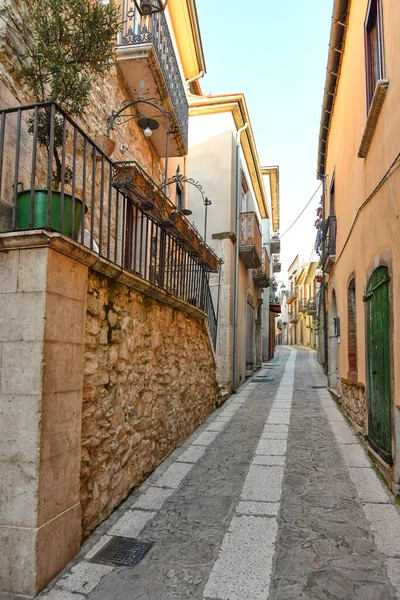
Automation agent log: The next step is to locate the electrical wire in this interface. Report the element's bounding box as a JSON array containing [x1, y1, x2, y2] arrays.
[[280, 182, 322, 238]]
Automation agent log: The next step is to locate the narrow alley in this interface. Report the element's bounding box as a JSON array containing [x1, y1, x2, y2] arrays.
[[30, 348, 400, 600]]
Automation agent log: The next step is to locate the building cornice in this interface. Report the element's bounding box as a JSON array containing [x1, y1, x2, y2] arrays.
[[168, 0, 206, 81], [317, 0, 351, 179], [189, 93, 269, 219], [261, 166, 279, 232]]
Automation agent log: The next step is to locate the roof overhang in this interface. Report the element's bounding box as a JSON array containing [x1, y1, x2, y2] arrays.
[[288, 254, 299, 274], [189, 93, 269, 219], [261, 166, 279, 231], [168, 0, 206, 82], [317, 0, 351, 179]]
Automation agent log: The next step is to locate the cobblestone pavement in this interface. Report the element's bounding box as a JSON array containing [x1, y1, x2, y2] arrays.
[[21, 347, 400, 599]]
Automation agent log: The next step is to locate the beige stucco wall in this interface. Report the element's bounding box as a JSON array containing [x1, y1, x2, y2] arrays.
[[323, 1, 400, 465], [187, 112, 264, 389]]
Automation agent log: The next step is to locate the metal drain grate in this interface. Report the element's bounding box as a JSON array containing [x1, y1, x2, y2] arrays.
[[311, 385, 326, 389], [254, 377, 274, 382], [90, 536, 153, 567]]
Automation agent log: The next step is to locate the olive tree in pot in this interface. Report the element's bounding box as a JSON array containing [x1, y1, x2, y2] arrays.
[[16, 0, 119, 237]]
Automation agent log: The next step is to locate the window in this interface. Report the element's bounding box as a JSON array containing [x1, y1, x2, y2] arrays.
[[347, 277, 358, 378], [365, 0, 385, 111]]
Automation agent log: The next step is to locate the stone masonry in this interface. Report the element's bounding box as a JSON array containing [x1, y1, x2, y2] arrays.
[[341, 377, 368, 434], [81, 270, 221, 536]]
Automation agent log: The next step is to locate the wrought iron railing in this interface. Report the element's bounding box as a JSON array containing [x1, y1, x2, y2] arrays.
[[307, 297, 317, 315], [298, 299, 307, 312], [289, 311, 298, 323], [318, 216, 337, 270], [0, 102, 217, 346], [253, 246, 270, 287], [118, 1, 188, 147], [288, 288, 298, 302], [270, 233, 280, 254], [239, 211, 262, 255]]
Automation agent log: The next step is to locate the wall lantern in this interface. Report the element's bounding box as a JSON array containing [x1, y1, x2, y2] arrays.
[[137, 116, 160, 137], [134, 0, 169, 16]]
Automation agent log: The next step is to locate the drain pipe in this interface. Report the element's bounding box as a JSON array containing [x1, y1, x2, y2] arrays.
[[232, 122, 248, 392], [186, 71, 204, 93]]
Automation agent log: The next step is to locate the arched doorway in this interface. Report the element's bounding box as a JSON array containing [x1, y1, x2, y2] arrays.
[[365, 267, 392, 463], [329, 290, 339, 390]]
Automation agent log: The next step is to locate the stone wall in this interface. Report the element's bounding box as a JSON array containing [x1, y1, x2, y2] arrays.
[[341, 377, 367, 434], [81, 270, 221, 535]]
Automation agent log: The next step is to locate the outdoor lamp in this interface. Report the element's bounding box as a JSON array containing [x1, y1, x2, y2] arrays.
[[137, 116, 160, 138], [134, 0, 169, 16]]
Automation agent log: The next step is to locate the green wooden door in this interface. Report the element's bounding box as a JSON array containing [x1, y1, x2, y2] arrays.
[[365, 267, 392, 463]]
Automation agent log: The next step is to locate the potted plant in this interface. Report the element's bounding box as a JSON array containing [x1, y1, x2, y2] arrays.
[[16, 0, 119, 238]]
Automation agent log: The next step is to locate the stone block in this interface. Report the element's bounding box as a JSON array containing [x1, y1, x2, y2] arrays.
[[17, 247, 48, 293], [45, 293, 86, 344], [0, 249, 19, 293], [0, 524, 37, 596], [42, 342, 85, 395], [0, 458, 38, 527], [0, 291, 46, 342], [46, 249, 88, 302], [0, 340, 43, 396], [0, 394, 41, 463], [36, 503, 81, 593], [38, 446, 81, 525]]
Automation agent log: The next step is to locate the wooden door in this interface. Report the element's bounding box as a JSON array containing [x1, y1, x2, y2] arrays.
[[365, 267, 392, 463]]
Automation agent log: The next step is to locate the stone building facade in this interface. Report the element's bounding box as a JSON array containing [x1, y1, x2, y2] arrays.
[[0, 0, 222, 596]]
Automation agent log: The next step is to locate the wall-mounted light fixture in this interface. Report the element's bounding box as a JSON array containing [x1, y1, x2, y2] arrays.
[[133, 0, 169, 16]]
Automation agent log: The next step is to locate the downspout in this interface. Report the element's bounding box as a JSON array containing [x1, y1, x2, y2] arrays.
[[186, 71, 204, 94], [233, 122, 248, 391]]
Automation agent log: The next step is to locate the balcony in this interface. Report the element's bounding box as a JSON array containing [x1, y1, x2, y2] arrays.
[[287, 288, 298, 305], [290, 311, 299, 324], [307, 297, 317, 316], [321, 216, 337, 275], [253, 247, 270, 288], [272, 258, 281, 273], [269, 292, 281, 314], [0, 102, 219, 344], [116, 1, 188, 157], [299, 299, 307, 312], [277, 318, 283, 330], [239, 211, 262, 268], [270, 233, 280, 254]]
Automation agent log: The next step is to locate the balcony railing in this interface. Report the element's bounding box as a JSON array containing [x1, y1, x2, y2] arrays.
[[117, 1, 188, 155], [270, 234, 280, 254], [272, 258, 281, 273], [0, 102, 217, 346], [320, 216, 337, 274], [269, 292, 281, 314], [253, 246, 270, 288], [239, 211, 262, 268], [299, 299, 307, 312], [290, 311, 299, 323], [307, 297, 317, 315], [287, 287, 298, 304]]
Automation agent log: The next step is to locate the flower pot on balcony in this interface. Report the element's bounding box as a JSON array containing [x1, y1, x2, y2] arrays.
[[16, 189, 85, 238], [93, 134, 116, 159]]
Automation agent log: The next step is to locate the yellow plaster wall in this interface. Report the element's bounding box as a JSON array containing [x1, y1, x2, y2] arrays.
[[324, 0, 400, 402]]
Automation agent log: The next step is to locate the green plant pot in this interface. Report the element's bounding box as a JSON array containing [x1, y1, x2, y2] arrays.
[[17, 189, 84, 238]]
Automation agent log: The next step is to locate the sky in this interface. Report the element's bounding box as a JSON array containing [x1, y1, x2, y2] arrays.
[[196, 0, 333, 284]]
